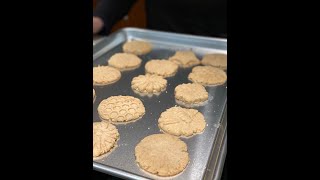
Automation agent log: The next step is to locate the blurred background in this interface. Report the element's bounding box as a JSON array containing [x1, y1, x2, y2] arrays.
[[93, 0, 226, 37], [93, 0, 146, 33]]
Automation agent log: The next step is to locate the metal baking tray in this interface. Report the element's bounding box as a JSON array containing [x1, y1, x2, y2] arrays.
[[93, 28, 227, 180]]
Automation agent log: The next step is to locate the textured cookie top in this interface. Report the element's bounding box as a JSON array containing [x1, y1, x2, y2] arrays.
[[108, 53, 142, 71], [201, 53, 227, 70], [145, 59, 179, 78], [169, 51, 200, 68], [188, 66, 227, 86], [175, 83, 208, 104], [158, 106, 206, 137], [122, 40, 152, 55], [93, 66, 121, 86], [131, 74, 167, 94], [93, 121, 119, 158], [135, 134, 189, 177], [98, 96, 145, 122]]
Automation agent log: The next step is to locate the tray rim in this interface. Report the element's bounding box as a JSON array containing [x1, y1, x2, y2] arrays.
[[93, 27, 227, 60], [93, 27, 227, 47]]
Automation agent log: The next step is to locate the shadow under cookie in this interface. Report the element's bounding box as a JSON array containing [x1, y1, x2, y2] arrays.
[[132, 89, 164, 98], [175, 99, 209, 108], [99, 116, 144, 125], [159, 128, 206, 139]]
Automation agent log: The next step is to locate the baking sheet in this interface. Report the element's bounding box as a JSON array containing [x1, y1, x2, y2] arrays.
[[93, 28, 227, 180]]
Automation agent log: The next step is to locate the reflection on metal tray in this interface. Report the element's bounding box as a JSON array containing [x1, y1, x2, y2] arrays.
[[93, 28, 227, 180]]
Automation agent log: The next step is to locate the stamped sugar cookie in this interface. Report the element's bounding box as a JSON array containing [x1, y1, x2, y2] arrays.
[[145, 60, 178, 78], [108, 53, 142, 71], [93, 121, 119, 158], [188, 66, 227, 86], [135, 134, 189, 177], [123, 40, 152, 55], [93, 66, 121, 86], [169, 51, 200, 68], [174, 83, 208, 105], [131, 74, 167, 95], [158, 106, 206, 137], [201, 53, 227, 70], [98, 96, 145, 123]]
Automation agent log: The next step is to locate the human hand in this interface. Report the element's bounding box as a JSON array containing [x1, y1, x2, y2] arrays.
[[93, 16, 104, 34]]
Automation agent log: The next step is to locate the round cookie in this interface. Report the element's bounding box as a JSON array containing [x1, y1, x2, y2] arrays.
[[188, 66, 227, 86], [93, 121, 119, 158], [93, 66, 121, 86], [98, 96, 145, 123], [135, 134, 189, 177], [131, 74, 167, 95], [158, 106, 206, 137], [169, 51, 200, 68], [175, 83, 208, 105], [108, 53, 142, 71], [201, 53, 227, 70], [122, 40, 152, 55], [145, 60, 178, 78]]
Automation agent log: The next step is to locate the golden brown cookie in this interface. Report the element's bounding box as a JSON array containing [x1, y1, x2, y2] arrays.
[[135, 134, 189, 177], [93, 66, 121, 86], [158, 106, 206, 137], [122, 40, 152, 55], [98, 96, 145, 123], [93, 121, 119, 158], [188, 66, 227, 86], [108, 53, 142, 71], [201, 53, 227, 70], [145, 60, 179, 78], [174, 83, 208, 105], [169, 51, 200, 68], [131, 74, 167, 95]]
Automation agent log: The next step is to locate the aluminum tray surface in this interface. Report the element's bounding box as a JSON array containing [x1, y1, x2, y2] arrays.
[[93, 28, 227, 180]]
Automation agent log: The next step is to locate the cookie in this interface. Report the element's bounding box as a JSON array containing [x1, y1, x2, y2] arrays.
[[169, 51, 200, 68], [108, 53, 142, 71], [188, 66, 227, 86], [131, 74, 167, 95], [145, 60, 179, 78], [98, 96, 145, 123], [93, 66, 121, 86], [122, 40, 152, 55], [93, 121, 119, 158], [158, 106, 206, 137], [175, 83, 208, 105], [135, 134, 189, 177], [201, 53, 227, 70]]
